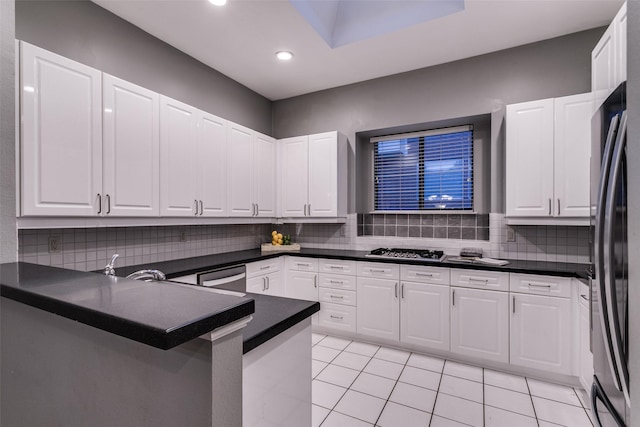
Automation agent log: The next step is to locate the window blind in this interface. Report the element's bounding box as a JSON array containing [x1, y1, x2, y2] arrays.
[[373, 126, 473, 211]]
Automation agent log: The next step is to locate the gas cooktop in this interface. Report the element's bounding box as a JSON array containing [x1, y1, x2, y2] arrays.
[[365, 248, 446, 263]]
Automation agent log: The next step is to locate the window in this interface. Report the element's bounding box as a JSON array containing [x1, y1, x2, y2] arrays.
[[373, 126, 473, 211]]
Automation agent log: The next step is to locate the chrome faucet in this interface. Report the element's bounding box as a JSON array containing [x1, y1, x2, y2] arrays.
[[126, 269, 167, 281], [104, 254, 119, 276]]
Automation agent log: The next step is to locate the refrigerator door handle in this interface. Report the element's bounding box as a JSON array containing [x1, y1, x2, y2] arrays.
[[594, 113, 621, 392], [603, 111, 630, 407], [591, 376, 626, 427]]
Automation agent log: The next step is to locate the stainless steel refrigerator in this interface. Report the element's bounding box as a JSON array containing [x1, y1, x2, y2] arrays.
[[590, 82, 629, 427]]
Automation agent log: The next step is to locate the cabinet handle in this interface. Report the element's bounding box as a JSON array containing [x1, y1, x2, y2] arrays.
[[260, 265, 270, 270], [513, 296, 516, 314], [308, 204, 311, 215], [194, 199, 198, 216], [401, 283, 405, 299], [548, 198, 552, 215], [452, 289, 456, 306], [370, 268, 386, 273], [329, 265, 344, 270], [469, 277, 489, 284], [255, 203, 259, 216], [266, 276, 270, 290], [262, 277, 266, 291], [303, 204, 307, 216], [296, 262, 311, 267], [395, 283, 398, 298], [527, 283, 551, 289], [329, 295, 344, 299], [97, 193, 102, 214], [330, 280, 344, 284], [557, 199, 561, 215], [415, 272, 433, 277], [330, 315, 344, 320], [314, 275, 317, 288], [581, 294, 589, 301], [199, 200, 203, 216], [106, 194, 111, 214]]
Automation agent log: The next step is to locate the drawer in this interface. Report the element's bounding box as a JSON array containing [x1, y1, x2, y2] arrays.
[[319, 273, 356, 291], [400, 265, 450, 286], [357, 261, 400, 279], [451, 268, 509, 292], [318, 302, 356, 333], [287, 257, 318, 272], [319, 259, 356, 275], [510, 273, 572, 298], [319, 288, 357, 307], [246, 258, 281, 278]]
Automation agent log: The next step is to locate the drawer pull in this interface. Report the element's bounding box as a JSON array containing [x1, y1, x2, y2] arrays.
[[415, 272, 433, 277], [469, 277, 489, 284], [260, 265, 270, 270], [370, 268, 386, 273], [580, 294, 589, 301], [527, 283, 551, 289], [329, 295, 344, 299], [296, 263, 311, 267], [330, 280, 344, 284], [329, 265, 345, 270], [314, 275, 317, 288], [330, 315, 344, 320]]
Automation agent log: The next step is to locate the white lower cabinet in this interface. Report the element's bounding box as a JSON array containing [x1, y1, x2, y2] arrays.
[[285, 270, 318, 301], [450, 287, 509, 364], [246, 272, 283, 296], [510, 293, 571, 374], [400, 281, 449, 351], [579, 286, 594, 391], [318, 302, 356, 333], [356, 277, 399, 341]]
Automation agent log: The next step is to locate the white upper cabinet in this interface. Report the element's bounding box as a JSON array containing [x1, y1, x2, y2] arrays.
[[227, 122, 254, 217], [506, 98, 554, 218], [506, 93, 592, 223], [553, 93, 593, 217], [592, 2, 627, 109], [253, 132, 277, 217], [280, 135, 309, 217], [103, 74, 160, 216], [21, 42, 102, 216], [279, 131, 347, 219], [160, 96, 199, 216], [197, 111, 228, 217]]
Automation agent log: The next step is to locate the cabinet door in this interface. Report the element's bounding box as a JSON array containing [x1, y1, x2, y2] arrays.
[[280, 136, 308, 217], [254, 133, 277, 217], [554, 93, 592, 218], [510, 293, 571, 374], [21, 42, 102, 216], [450, 287, 509, 363], [308, 132, 337, 217], [197, 111, 227, 216], [265, 272, 284, 297], [614, 2, 627, 85], [400, 282, 449, 351], [247, 275, 268, 295], [579, 294, 594, 391], [227, 122, 254, 216], [285, 270, 318, 301], [159, 96, 198, 216], [356, 277, 399, 341], [506, 99, 554, 217], [103, 74, 159, 216], [592, 23, 616, 109]]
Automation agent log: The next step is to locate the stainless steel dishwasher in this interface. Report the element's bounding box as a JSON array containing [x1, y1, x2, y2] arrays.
[[168, 264, 247, 293]]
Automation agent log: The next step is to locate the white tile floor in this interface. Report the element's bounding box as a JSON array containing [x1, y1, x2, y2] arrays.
[[311, 333, 594, 427]]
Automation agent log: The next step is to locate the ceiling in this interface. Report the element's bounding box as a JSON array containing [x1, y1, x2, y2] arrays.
[[92, 0, 623, 101]]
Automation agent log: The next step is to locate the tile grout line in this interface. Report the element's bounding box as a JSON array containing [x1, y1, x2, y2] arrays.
[[524, 377, 541, 427], [482, 367, 486, 427]]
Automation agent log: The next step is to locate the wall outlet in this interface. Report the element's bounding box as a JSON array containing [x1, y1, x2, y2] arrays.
[[48, 236, 61, 253], [506, 227, 516, 243], [179, 229, 187, 242]]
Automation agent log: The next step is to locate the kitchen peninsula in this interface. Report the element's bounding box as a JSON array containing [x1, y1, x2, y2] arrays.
[[0, 262, 318, 427]]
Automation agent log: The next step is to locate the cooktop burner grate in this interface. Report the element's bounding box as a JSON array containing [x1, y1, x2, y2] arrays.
[[366, 248, 446, 262]]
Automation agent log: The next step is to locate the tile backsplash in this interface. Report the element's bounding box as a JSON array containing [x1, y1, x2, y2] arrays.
[[356, 213, 490, 241], [18, 213, 591, 271]]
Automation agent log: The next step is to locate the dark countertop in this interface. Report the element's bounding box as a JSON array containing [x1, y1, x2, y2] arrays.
[[115, 248, 591, 281], [0, 262, 255, 350]]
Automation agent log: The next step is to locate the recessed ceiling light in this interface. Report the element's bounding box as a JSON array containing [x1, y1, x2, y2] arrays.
[[276, 51, 294, 61], [208, 0, 227, 6]]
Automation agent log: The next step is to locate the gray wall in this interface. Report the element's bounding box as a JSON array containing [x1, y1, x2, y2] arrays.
[[16, 0, 272, 135], [0, 0, 16, 264], [626, 0, 639, 424], [273, 28, 604, 214]]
